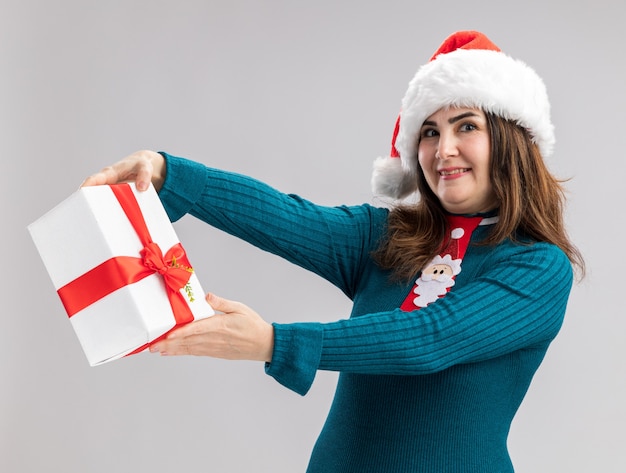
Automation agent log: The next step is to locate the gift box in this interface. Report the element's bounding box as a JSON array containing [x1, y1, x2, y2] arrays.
[[28, 182, 214, 366]]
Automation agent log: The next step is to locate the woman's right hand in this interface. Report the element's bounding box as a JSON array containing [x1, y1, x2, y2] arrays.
[[81, 150, 166, 192]]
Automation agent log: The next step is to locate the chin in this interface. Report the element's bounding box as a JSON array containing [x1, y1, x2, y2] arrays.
[[442, 202, 480, 214]]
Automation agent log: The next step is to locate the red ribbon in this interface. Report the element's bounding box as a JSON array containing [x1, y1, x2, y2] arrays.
[[57, 184, 195, 352]]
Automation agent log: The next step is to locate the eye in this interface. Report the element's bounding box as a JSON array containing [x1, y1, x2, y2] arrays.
[[459, 122, 478, 132], [420, 127, 438, 138]]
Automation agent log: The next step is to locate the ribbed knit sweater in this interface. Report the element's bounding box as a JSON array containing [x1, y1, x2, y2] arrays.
[[158, 153, 573, 472]]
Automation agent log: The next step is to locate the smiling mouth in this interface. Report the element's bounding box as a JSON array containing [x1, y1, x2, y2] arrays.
[[439, 168, 470, 176]]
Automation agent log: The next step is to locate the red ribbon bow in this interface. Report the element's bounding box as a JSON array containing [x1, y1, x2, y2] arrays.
[[141, 241, 193, 293], [57, 184, 195, 351]]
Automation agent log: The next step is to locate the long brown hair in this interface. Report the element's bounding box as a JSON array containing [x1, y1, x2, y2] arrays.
[[373, 112, 585, 282]]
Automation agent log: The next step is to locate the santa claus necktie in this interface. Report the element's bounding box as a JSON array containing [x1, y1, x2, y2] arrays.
[[399, 214, 497, 312]]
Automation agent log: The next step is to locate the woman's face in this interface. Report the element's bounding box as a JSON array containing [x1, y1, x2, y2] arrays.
[[417, 107, 498, 214]]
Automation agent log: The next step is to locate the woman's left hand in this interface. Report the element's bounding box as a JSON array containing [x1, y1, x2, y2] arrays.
[[149, 293, 274, 363]]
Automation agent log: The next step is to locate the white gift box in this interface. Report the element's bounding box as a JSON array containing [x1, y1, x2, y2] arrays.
[[28, 183, 214, 366]]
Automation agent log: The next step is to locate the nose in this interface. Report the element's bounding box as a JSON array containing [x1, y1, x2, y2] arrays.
[[435, 131, 458, 160]]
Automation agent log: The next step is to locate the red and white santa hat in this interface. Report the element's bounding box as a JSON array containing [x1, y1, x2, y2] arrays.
[[372, 30, 554, 199]]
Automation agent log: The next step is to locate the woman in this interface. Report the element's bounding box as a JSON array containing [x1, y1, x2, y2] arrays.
[[83, 31, 584, 472]]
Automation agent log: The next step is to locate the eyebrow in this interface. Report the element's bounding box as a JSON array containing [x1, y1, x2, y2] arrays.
[[422, 111, 481, 127]]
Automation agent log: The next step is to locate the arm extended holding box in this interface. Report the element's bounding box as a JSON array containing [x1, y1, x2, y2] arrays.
[[81, 150, 274, 364]]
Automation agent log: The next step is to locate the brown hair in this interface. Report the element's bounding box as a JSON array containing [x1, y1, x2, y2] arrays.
[[373, 112, 585, 282]]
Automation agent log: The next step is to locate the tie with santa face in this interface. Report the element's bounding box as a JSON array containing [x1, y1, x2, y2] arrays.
[[399, 215, 494, 312]]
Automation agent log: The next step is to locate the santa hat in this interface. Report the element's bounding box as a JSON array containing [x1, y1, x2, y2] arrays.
[[372, 30, 554, 199]]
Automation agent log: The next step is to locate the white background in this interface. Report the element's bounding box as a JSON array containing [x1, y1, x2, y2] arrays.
[[2, 1, 624, 472]]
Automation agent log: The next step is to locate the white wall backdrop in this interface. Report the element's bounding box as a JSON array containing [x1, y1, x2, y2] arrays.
[[2, 1, 624, 472]]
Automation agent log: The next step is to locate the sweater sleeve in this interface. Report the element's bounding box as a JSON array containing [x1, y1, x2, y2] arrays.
[[266, 241, 573, 394], [157, 152, 387, 298]]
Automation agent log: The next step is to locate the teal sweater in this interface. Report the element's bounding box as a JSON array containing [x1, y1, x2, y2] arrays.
[[158, 153, 573, 472]]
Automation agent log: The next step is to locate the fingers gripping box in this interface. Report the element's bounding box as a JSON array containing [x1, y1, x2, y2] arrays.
[[28, 183, 214, 366]]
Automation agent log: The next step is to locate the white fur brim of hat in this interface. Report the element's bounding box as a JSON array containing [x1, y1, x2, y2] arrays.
[[372, 48, 554, 199]]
